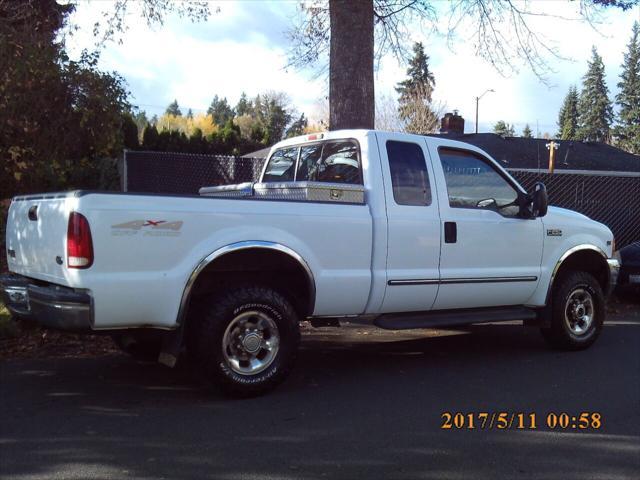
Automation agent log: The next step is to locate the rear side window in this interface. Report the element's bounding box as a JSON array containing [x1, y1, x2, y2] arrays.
[[296, 140, 362, 185], [386, 141, 431, 206], [262, 147, 298, 182]]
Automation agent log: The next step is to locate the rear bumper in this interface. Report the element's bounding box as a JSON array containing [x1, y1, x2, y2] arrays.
[[0, 273, 93, 332]]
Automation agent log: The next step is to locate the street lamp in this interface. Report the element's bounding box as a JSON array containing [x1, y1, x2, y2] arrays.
[[475, 89, 495, 134]]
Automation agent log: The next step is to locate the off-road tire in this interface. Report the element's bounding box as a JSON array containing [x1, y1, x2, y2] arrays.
[[540, 271, 605, 350], [189, 285, 300, 397]]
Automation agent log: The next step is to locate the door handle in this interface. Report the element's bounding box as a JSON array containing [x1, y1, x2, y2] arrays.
[[28, 205, 38, 221], [444, 222, 457, 243]]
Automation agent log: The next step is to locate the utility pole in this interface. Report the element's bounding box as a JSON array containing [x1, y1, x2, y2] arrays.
[[474, 89, 495, 134]]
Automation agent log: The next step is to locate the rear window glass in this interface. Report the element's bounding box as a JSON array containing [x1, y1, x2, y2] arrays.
[[262, 147, 298, 182], [296, 140, 362, 184]]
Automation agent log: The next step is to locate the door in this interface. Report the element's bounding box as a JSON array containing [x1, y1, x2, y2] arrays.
[[430, 146, 543, 310], [376, 133, 441, 313]]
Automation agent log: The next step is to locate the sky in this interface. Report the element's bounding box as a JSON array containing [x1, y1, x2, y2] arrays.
[[66, 0, 640, 136]]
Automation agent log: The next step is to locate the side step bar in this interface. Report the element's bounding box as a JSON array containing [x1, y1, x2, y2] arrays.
[[374, 306, 539, 330]]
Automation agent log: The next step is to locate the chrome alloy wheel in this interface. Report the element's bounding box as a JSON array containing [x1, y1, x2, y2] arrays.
[[564, 288, 595, 336], [222, 311, 280, 375]]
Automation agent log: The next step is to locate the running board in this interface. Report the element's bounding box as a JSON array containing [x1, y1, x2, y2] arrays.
[[374, 306, 538, 330]]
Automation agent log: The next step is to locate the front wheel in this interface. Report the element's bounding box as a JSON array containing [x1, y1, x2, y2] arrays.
[[540, 271, 605, 350], [189, 285, 300, 397]]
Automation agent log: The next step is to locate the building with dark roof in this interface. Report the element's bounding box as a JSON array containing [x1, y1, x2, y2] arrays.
[[430, 132, 640, 173], [432, 111, 640, 173]]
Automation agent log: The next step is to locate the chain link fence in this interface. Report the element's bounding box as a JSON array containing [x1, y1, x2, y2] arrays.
[[124, 151, 640, 249]]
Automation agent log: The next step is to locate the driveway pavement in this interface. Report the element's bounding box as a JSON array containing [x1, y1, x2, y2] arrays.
[[1, 305, 639, 479]]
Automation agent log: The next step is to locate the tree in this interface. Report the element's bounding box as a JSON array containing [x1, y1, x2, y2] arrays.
[[1, 1, 131, 197], [133, 110, 149, 141], [207, 95, 234, 126], [186, 108, 194, 119], [522, 124, 533, 138], [286, 113, 308, 138], [577, 47, 613, 142], [557, 86, 579, 140], [260, 95, 292, 144], [165, 99, 182, 116], [329, 0, 374, 129], [288, 1, 636, 130], [142, 124, 160, 150], [493, 121, 515, 137], [396, 43, 435, 102], [614, 22, 640, 154], [235, 92, 252, 117], [396, 42, 437, 134]]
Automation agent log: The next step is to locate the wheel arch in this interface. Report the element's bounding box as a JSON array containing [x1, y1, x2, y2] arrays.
[[546, 244, 610, 304], [176, 241, 316, 326]]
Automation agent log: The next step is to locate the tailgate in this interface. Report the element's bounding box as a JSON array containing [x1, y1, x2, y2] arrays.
[[6, 194, 73, 284]]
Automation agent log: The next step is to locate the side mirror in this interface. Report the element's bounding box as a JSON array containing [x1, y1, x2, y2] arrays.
[[476, 198, 497, 209], [531, 182, 548, 218]]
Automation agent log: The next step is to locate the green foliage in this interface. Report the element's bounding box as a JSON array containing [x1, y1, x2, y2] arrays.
[[286, 114, 308, 138], [235, 92, 252, 117], [614, 22, 640, 154], [165, 99, 182, 116], [396, 42, 438, 134], [577, 47, 613, 142], [207, 95, 234, 126], [557, 86, 579, 140], [522, 124, 533, 138], [259, 95, 293, 144], [396, 42, 435, 102], [0, 1, 131, 198], [121, 114, 139, 149], [493, 120, 515, 137]]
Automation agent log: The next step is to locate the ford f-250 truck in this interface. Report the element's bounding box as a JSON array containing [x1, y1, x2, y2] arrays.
[[2, 130, 620, 395]]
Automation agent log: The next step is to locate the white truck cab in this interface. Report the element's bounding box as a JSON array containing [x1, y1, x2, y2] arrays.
[[2, 130, 620, 395]]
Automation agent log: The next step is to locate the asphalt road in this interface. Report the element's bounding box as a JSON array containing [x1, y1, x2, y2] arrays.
[[1, 306, 639, 480]]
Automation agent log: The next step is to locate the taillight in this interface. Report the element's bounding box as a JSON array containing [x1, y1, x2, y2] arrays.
[[67, 212, 93, 269]]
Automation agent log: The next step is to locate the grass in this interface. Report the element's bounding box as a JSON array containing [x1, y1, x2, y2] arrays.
[[0, 302, 18, 338]]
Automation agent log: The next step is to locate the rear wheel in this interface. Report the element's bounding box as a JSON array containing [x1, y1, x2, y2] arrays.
[[189, 285, 300, 396], [540, 271, 605, 350]]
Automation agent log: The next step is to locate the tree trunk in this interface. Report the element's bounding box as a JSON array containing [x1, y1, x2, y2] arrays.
[[329, 0, 374, 130]]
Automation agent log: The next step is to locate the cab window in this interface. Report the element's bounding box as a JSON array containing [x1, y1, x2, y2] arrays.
[[262, 147, 299, 182], [438, 148, 520, 217], [386, 140, 431, 206], [296, 140, 362, 185]]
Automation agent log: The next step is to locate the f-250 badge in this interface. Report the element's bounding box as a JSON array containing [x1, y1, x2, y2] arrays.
[[111, 220, 183, 237]]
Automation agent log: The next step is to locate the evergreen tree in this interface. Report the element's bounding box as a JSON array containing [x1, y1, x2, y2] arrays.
[[577, 47, 613, 142], [395, 42, 437, 133], [261, 97, 292, 144], [142, 124, 159, 150], [165, 99, 182, 116], [236, 92, 252, 117], [493, 120, 515, 137], [207, 95, 234, 126], [121, 113, 139, 149], [133, 110, 149, 138], [614, 21, 640, 154], [522, 124, 533, 138], [286, 113, 308, 138], [186, 108, 193, 119], [557, 86, 579, 140]]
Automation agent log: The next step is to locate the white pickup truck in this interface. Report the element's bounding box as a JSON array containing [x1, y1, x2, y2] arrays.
[[2, 130, 620, 395]]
